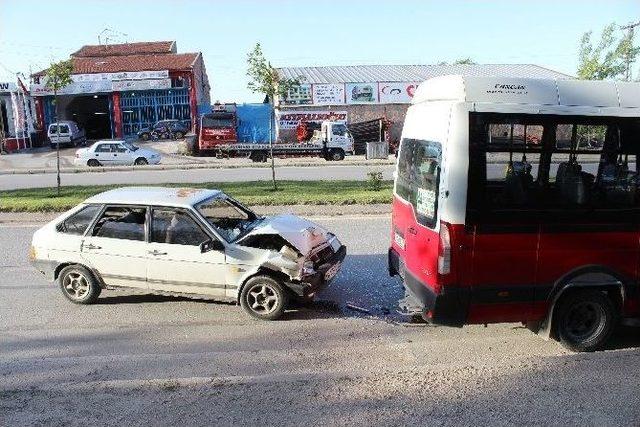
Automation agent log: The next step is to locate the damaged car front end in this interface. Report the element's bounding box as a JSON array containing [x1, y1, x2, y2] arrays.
[[195, 197, 347, 319]]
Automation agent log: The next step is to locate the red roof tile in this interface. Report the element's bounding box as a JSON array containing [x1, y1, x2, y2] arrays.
[[72, 41, 176, 58]]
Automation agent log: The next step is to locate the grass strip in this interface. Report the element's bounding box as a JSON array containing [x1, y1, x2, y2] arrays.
[[0, 180, 393, 212]]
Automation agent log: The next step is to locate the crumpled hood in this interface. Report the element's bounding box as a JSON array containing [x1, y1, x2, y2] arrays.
[[244, 214, 330, 255]]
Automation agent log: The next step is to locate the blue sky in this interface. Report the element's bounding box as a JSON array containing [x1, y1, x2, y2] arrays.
[[0, 0, 638, 102]]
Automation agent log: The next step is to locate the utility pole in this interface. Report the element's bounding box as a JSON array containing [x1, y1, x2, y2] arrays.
[[621, 21, 640, 81]]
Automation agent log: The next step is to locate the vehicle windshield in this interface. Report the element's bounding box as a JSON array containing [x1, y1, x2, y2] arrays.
[[196, 196, 259, 242], [202, 115, 234, 128], [122, 141, 139, 152]]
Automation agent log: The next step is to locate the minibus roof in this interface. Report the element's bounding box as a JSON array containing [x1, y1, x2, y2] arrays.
[[412, 75, 640, 110]]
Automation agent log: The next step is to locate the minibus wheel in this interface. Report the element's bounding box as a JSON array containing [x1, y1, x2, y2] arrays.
[[554, 290, 616, 352], [58, 265, 101, 304]]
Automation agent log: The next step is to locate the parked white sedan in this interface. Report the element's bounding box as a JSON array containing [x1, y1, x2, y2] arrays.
[[29, 187, 346, 320], [74, 140, 161, 167]]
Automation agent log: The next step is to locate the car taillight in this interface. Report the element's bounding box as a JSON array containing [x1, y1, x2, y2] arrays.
[[437, 221, 451, 275]]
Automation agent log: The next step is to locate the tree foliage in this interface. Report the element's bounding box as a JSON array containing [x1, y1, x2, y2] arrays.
[[246, 43, 300, 102], [577, 23, 639, 80], [437, 58, 477, 66], [45, 59, 74, 92]]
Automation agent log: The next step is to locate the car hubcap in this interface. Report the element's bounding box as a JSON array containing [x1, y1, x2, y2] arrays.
[[247, 284, 278, 314], [63, 272, 89, 299], [565, 301, 604, 341]]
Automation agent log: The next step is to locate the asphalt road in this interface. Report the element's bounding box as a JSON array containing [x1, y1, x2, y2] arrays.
[[1, 164, 397, 190], [2, 217, 640, 426]]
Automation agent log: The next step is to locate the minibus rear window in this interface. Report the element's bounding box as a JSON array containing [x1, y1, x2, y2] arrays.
[[396, 139, 442, 228]]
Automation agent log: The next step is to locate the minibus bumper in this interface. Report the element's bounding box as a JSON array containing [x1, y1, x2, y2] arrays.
[[389, 248, 467, 327]]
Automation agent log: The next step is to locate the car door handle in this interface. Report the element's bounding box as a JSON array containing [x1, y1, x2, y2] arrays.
[[148, 250, 167, 256], [84, 243, 101, 250]]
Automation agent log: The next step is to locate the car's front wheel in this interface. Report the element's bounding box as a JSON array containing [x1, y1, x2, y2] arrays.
[[554, 289, 617, 352], [134, 157, 148, 166], [58, 265, 101, 304], [240, 275, 288, 320]]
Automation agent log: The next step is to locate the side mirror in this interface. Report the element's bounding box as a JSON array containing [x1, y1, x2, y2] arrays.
[[200, 239, 223, 253]]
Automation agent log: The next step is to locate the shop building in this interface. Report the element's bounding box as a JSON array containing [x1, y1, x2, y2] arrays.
[[275, 64, 572, 142], [31, 41, 210, 139], [0, 80, 38, 151]]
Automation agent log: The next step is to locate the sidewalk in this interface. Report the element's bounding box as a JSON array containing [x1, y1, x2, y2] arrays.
[[0, 204, 392, 224]]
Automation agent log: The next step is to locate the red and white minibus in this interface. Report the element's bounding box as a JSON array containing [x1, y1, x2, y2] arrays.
[[389, 76, 640, 351]]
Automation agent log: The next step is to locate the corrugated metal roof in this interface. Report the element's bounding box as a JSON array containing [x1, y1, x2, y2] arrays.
[[277, 64, 573, 84]]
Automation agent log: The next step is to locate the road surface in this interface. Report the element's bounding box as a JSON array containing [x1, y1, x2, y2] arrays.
[[1, 216, 639, 425]]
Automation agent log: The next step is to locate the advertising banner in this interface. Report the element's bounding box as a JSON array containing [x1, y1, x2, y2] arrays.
[[281, 84, 313, 105], [346, 83, 378, 104], [276, 110, 347, 130], [379, 82, 420, 104], [312, 84, 345, 105], [0, 82, 18, 92], [31, 78, 171, 95]]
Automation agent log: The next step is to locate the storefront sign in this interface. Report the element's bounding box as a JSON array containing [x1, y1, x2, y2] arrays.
[[0, 82, 17, 92], [112, 78, 172, 91], [71, 70, 170, 82], [281, 84, 313, 105], [379, 82, 419, 104], [312, 84, 345, 105], [345, 83, 378, 104], [276, 110, 347, 130], [31, 77, 171, 95]]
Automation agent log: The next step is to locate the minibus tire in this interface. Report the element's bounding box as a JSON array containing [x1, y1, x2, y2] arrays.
[[240, 275, 288, 320], [58, 265, 101, 305], [554, 289, 616, 352], [330, 149, 345, 161]]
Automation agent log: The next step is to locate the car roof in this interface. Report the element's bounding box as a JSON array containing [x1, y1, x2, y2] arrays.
[[92, 139, 126, 145], [85, 187, 222, 208], [49, 121, 75, 126]]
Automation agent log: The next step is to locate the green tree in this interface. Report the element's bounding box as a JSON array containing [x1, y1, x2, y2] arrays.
[[577, 23, 639, 80], [453, 57, 477, 65], [246, 43, 300, 190], [45, 59, 74, 195]]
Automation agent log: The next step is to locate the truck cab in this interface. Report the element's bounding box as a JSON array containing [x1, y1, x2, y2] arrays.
[[311, 121, 354, 160], [198, 103, 238, 151]]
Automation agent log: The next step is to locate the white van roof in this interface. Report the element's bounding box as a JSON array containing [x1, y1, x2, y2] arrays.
[[412, 75, 640, 111]]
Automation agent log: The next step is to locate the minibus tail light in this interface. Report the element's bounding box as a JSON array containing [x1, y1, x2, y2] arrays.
[[437, 221, 451, 275]]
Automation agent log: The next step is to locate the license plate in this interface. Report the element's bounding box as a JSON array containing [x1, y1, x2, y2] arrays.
[[394, 232, 405, 249], [324, 262, 341, 281]]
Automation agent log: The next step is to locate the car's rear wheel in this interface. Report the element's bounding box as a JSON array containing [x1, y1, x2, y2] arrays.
[[87, 159, 100, 167], [134, 157, 148, 166], [554, 289, 616, 352], [59, 265, 101, 304], [240, 275, 288, 320]]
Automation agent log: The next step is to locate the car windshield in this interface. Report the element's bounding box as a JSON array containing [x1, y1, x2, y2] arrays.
[[196, 196, 259, 242], [122, 142, 139, 152]]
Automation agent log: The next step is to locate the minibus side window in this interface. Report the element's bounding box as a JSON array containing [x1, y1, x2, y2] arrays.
[[396, 138, 441, 228]]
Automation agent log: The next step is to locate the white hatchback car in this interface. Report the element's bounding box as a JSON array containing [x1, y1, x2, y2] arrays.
[[29, 187, 346, 320], [74, 140, 161, 167]]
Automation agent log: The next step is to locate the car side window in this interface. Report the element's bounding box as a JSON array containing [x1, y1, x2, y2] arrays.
[[151, 208, 210, 246], [91, 206, 147, 241], [95, 144, 111, 153], [114, 144, 127, 153], [57, 205, 101, 235]]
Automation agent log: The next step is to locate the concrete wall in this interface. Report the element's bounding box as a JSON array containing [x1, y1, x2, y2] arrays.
[[277, 103, 408, 143]]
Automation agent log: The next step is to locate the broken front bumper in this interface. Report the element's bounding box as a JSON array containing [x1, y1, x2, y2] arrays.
[[287, 245, 347, 297]]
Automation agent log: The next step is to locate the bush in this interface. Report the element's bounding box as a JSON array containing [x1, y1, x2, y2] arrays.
[[366, 171, 384, 191]]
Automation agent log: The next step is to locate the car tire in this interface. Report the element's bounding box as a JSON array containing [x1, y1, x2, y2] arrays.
[[141, 133, 150, 141], [554, 289, 617, 352], [240, 275, 288, 320], [134, 157, 148, 166], [58, 265, 101, 305], [87, 159, 100, 167], [250, 151, 268, 163], [174, 131, 184, 139]]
